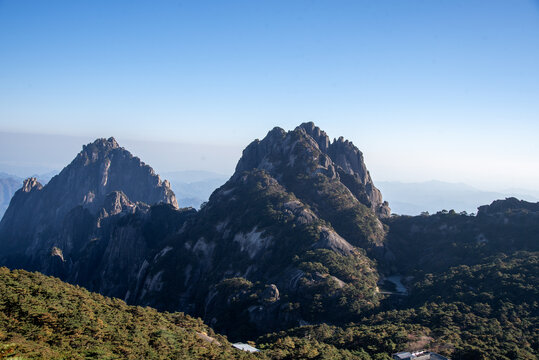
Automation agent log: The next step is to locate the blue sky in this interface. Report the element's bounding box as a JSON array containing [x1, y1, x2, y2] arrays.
[[0, 1, 538, 190]]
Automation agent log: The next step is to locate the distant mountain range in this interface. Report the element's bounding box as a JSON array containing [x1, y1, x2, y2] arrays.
[[4, 170, 539, 219], [376, 180, 539, 215]]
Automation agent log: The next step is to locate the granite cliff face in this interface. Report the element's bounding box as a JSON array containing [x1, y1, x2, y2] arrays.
[[0, 137, 179, 296], [0, 137, 176, 238]]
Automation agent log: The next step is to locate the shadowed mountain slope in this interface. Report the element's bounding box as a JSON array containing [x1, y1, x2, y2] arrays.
[[0, 137, 180, 298]]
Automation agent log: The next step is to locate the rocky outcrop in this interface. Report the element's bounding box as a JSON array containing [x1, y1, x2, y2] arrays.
[[313, 227, 355, 255], [21, 177, 43, 193]]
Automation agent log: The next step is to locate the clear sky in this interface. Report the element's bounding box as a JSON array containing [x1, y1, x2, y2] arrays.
[[1, 1, 538, 190]]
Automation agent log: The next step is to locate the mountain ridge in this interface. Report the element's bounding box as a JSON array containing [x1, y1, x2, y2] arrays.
[[0, 124, 537, 359]]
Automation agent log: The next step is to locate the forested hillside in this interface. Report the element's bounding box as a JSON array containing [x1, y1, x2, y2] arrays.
[[0, 267, 256, 360]]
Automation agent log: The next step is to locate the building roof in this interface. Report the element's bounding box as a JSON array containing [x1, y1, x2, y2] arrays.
[[232, 343, 260, 353], [394, 352, 413, 359], [392, 351, 450, 360]]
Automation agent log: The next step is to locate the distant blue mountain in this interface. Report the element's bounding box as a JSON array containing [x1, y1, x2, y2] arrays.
[[0, 174, 23, 220], [377, 180, 539, 215]]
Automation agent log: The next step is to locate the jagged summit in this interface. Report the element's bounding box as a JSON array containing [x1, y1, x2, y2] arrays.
[[0, 137, 178, 259], [55, 136, 178, 211], [234, 122, 390, 218], [88, 136, 120, 148], [21, 177, 43, 193], [72, 137, 120, 164], [298, 121, 330, 151]]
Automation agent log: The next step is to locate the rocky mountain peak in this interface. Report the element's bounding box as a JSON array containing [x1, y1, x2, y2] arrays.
[[328, 136, 367, 178], [267, 126, 287, 139], [297, 122, 330, 152], [233, 122, 389, 217], [77, 137, 122, 165], [0, 137, 178, 258], [62, 137, 178, 211], [87, 136, 119, 150], [21, 177, 43, 193]]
